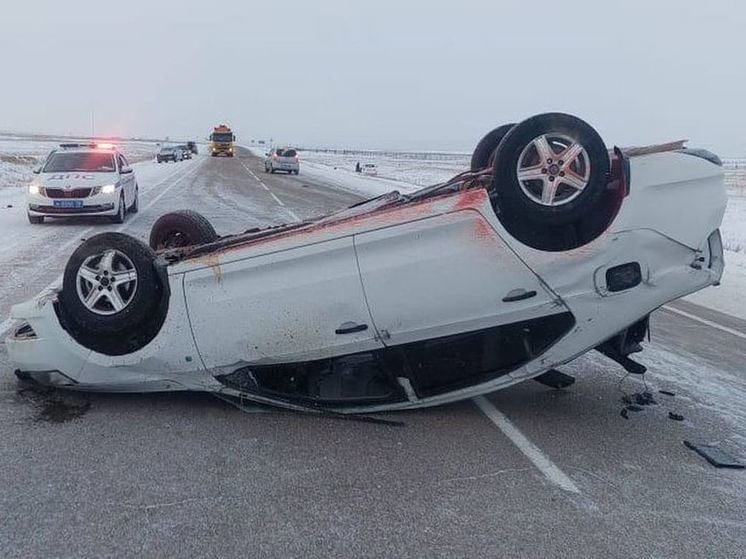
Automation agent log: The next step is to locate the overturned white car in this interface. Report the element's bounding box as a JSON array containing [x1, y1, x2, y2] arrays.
[[8, 113, 726, 413]]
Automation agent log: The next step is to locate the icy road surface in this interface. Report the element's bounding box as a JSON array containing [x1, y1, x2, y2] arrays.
[[0, 147, 744, 558]]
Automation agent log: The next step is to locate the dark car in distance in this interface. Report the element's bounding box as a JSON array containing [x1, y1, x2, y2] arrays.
[[156, 146, 183, 163]]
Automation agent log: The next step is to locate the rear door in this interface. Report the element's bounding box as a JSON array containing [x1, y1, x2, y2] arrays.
[[184, 236, 384, 370], [354, 208, 573, 396]]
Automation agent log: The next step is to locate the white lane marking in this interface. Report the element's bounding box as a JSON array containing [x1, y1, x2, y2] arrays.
[[473, 395, 581, 494], [240, 161, 301, 222], [0, 161, 204, 339], [661, 305, 746, 340]]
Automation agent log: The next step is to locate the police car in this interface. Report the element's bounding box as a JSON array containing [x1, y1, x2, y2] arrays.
[[27, 143, 139, 224]]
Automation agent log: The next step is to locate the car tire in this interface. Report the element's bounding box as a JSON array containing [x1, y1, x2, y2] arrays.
[[470, 123, 516, 172], [129, 186, 139, 213], [110, 194, 126, 224], [491, 113, 609, 228], [27, 214, 44, 224], [57, 232, 169, 355], [149, 209, 219, 250]]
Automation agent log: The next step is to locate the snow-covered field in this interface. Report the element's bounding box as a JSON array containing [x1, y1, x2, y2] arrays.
[[0, 134, 161, 189], [297, 148, 746, 319]]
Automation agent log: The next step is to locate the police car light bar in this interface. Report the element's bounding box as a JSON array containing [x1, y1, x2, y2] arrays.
[[58, 142, 117, 150]]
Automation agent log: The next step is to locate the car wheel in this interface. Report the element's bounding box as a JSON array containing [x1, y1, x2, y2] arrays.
[[27, 214, 44, 224], [149, 209, 218, 250], [111, 194, 126, 223], [57, 232, 169, 356], [129, 186, 139, 213], [470, 123, 516, 172], [491, 113, 609, 228]]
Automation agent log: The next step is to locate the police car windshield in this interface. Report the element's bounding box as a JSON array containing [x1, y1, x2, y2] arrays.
[[43, 152, 116, 173]]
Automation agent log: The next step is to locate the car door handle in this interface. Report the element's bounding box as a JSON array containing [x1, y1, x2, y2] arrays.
[[335, 322, 369, 335], [502, 289, 537, 302]]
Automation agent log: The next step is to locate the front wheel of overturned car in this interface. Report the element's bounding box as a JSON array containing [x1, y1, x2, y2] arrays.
[[149, 209, 218, 250], [58, 233, 170, 354]]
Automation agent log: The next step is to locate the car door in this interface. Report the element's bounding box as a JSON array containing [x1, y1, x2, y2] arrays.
[[184, 236, 385, 370], [354, 208, 574, 397]]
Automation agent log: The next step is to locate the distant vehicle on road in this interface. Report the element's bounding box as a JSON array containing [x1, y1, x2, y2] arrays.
[[210, 124, 235, 157], [186, 141, 198, 155], [361, 163, 378, 176], [157, 146, 183, 163], [26, 143, 138, 224], [265, 147, 300, 174]]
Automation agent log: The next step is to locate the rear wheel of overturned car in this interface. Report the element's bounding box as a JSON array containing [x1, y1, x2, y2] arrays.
[[149, 209, 218, 250], [490, 113, 611, 250], [470, 123, 515, 172], [58, 232, 170, 354]]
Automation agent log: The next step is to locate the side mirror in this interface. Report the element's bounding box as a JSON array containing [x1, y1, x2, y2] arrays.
[[120, 166, 133, 174], [32, 165, 42, 174], [232, 134, 236, 141]]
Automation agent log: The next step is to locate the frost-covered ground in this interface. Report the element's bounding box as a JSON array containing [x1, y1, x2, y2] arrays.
[[297, 149, 468, 189], [0, 134, 161, 190]]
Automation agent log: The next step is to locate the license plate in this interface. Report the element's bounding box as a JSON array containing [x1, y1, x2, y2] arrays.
[[53, 200, 84, 208]]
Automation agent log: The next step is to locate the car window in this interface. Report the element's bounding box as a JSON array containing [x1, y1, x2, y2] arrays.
[[42, 152, 116, 173], [283, 149, 297, 157]]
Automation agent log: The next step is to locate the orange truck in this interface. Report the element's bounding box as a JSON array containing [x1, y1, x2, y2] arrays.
[[209, 124, 235, 157]]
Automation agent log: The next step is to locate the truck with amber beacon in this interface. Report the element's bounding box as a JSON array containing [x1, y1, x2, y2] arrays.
[[209, 124, 235, 157]]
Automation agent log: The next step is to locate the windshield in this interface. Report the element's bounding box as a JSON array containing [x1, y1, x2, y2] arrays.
[[42, 152, 116, 173], [212, 133, 233, 142]]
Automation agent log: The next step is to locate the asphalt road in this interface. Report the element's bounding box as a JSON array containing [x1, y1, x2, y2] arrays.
[[1, 148, 744, 558]]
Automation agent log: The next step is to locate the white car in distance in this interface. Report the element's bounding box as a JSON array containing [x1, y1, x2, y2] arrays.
[[27, 143, 139, 224]]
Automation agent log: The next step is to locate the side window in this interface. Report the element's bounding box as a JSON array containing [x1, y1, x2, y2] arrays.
[[117, 155, 126, 171]]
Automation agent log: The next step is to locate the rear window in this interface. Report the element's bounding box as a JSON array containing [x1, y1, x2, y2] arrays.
[[282, 149, 297, 157], [42, 152, 116, 173]]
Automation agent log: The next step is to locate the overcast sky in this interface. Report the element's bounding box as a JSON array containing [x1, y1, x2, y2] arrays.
[[1, 1, 744, 154]]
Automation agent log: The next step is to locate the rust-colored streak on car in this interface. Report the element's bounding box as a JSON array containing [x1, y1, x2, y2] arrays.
[[177, 187, 493, 265]]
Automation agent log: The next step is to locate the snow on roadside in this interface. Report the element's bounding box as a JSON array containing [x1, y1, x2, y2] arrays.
[[0, 135, 161, 190]]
